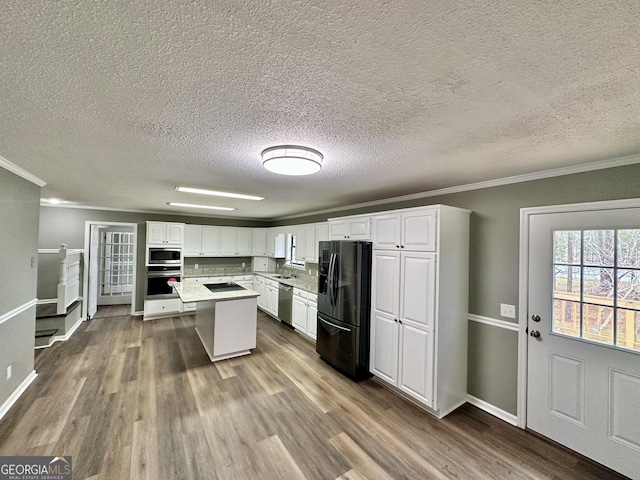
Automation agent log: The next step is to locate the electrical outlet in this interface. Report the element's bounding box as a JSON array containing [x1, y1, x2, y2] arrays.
[[195, 263, 198, 269], [31, 256, 36, 268], [242, 262, 245, 267], [309, 269, 312, 275], [500, 303, 516, 319], [6, 365, 11, 380]]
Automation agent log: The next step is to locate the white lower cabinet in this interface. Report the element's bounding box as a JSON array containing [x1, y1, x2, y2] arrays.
[[292, 289, 317, 341], [369, 205, 469, 418], [307, 295, 317, 339], [292, 290, 308, 330], [143, 298, 182, 319], [371, 311, 399, 384], [253, 276, 266, 309], [263, 279, 279, 317]]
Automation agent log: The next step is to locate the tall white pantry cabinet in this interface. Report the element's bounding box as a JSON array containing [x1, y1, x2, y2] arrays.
[[369, 205, 470, 418]]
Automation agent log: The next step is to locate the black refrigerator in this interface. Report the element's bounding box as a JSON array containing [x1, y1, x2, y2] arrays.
[[316, 240, 372, 380]]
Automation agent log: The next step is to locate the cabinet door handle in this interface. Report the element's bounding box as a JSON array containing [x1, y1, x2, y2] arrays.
[[396, 245, 400, 248], [394, 318, 398, 323], [400, 245, 405, 248]]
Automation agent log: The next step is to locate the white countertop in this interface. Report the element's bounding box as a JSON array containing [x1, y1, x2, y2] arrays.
[[173, 282, 260, 303]]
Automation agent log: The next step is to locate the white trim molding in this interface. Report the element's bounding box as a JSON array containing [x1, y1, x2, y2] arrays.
[[279, 153, 640, 220], [0, 370, 37, 422], [467, 394, 518, 426], [37, 299, 57, 305], [0, 299, 37, 326], [517, 197, 640, 430], [468, 314, 519, 332], [0, 155, 46, 187]]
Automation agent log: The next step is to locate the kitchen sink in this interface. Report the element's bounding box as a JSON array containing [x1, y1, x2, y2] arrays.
[[271, 275, 293, 279]]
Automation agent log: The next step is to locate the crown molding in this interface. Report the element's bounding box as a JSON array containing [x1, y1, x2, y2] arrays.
[[277, 153, 640, 220], [40, 203, 269, 223], [0, 155, 46, 187]]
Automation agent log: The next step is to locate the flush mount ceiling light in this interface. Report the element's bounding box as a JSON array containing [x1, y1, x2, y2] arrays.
[[168, 202, 236, 211], [175, 187, 264, 201], [261, 145, 323, 176]]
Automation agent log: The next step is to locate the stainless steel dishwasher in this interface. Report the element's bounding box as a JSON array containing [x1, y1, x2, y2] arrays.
[[278, 283, 293, 327]]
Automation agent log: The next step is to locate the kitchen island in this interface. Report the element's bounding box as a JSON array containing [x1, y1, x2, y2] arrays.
[[173, 281, 260, 362]]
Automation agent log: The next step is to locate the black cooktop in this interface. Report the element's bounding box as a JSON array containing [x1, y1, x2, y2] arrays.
[[204, 282, 246, 293]]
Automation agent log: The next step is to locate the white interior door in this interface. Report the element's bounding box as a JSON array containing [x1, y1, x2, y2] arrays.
[[88, 224, 100, 319], [527, 207, 640, 478]]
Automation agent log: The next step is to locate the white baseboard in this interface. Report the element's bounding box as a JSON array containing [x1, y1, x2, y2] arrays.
[[133, 310, 144, 317], [37, 298, 58, 305], [466, 394, 518, 426], [0, 370, 37, 421]]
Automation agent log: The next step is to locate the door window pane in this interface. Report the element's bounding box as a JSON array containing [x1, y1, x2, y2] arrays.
[[583, 230, 614, 266], [552, 228, 640, 352], [616, 309, 640, 352], [617, 230, 640, 268], [554, 231, 581, 264], [554, 265, 581, 295], [583, 267, 615, 306], [582, 304, 614, 345], [553, 299, 581, 337]]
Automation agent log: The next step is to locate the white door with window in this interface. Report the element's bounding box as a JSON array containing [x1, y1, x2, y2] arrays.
[[527, 207, 640, 478]]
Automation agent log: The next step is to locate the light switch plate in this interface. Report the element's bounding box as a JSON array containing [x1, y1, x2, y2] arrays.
[[6, 365, 11, 380], [500, 303, 516, 319]]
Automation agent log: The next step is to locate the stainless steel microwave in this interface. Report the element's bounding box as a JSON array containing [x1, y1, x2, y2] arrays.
[[147, 247, 182, 265]]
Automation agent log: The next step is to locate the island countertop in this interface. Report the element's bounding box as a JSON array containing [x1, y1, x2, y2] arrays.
[[173, 282, 260, 303]]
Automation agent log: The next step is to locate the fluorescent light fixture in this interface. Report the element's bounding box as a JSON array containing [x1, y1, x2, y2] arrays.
[[262, 145, 323, 176], [175, 186, 264, 201], [168, 202, 236, 211]]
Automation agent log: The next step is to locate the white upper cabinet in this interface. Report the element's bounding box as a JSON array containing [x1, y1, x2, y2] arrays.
[[201, 226, 221, 255], [328, 216, 371, 240], [146, 222, 184, 245], [220, 227, 252, 256], [265, 229, 276, 257], [295, 225, 317, 262], [236, 228, 252, 255], [287, 223, 328, 263], [184, 225, 221, 256], [371, 214, 401, 250], [372, 208, 437, 251], [184, 225, 202, 255], [252, 228, 267, 256], [401, 209, 437, 251]]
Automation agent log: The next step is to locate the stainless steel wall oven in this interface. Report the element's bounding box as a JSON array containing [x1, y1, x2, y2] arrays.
[[146, 266, 182, 298]]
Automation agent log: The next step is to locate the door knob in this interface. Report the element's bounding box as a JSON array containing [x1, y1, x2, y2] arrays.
[[530, 330, 541, 338], [531, 314, 541, 322]]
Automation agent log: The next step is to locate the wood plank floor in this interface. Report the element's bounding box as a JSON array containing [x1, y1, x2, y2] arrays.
[[0, 307, 628, 480]]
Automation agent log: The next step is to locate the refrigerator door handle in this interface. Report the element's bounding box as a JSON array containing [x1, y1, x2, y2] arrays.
[[318, 315, 351, 332], [332, 253, 339, 306], [328, 253, 336, 306]]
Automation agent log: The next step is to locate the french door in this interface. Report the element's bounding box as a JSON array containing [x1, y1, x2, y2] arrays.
[[527, 207, 640, 478]]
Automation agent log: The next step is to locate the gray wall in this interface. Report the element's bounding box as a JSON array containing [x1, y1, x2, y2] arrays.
[[0, 168, 40, 408], [36, 253, 60, 300], [275, 162, 640, 414], [39, 208, 270, 312]]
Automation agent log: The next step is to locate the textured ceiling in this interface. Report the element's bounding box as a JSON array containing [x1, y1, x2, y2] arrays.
[[2, 1, 640, 219]]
